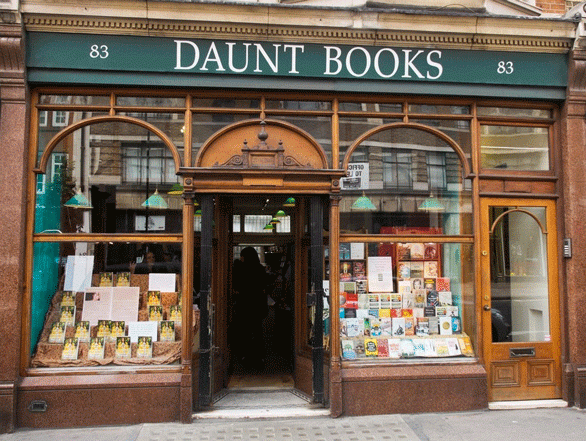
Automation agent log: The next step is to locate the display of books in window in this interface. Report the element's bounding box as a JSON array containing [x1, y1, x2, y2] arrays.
[[340, 240, 474, 361], [30, 270, 190, 368]]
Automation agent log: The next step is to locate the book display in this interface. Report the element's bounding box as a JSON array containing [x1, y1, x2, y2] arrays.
[[30, 268, 199, 367], [339, 241, 475, 360]]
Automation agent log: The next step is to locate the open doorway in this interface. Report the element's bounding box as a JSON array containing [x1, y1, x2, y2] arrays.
[[196, 193, 327, 411], [222, 195, 298, 393], [228, 241, 295, 389]]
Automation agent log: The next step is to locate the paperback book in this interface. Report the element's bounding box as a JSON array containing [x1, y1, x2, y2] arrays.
[[88, 337, 105, 360], [160, 320, 175, 342], [147, 291, 162, 306], [97, 320, 112, 339], [169, 305, 182, 323], [342, 339, 357, 359], [59, 305, 76, 326], [99, 272, 114, 287], [364, 338, 378, 357], [392, 317, 405, 336], [388, 338, 401, 358], [136, 336, 153, 358], [404, 317, 415, 336], [377, 339, 389, 357], [74, 321, 90, 342], [115, 336, 131, 358], [61, 291, 76, 307], [148, 305, 164, 321], [400, 338, 415, 357], [48, 322, 66, 344], [423, 261, 438, 278], [439, 316, 453, 335], [111, 320, 126, 338], [61, 337, 79, 360], [115, 272, 131, 287]]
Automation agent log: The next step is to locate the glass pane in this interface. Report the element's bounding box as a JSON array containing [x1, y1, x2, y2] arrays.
[[477, 107, 552, 119], [30, 241, 182, 365], [408, 104, 470, 115], [489, 207, 550, 343], [480, 125, 549, 171], [192, 113, 253, 161], [116, 96, 186, 108], [191, 98, 260, 109], [411, 119, 471, 167], [339, 117, 402, 164], [340, 127, 472, 235], [37, 111, 109, 157], [265, 100, 331, 111], [39, 95, 110, 106], [35, 122, 182, 234], [118, 112, 185, 157], [268, 115, 332, 168], [338, 102, 403, 113], [340, 242, 475, 360]]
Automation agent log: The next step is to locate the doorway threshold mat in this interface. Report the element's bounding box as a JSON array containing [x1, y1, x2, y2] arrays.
[[489, 399, 567, 410], [196, 389, 327, 419]]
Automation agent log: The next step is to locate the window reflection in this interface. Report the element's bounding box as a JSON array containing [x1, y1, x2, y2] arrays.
[[480, 125, 549, 171], [340, 126, 472, 235], [35, 122, 182, 235], [489, 207, 549, 343]]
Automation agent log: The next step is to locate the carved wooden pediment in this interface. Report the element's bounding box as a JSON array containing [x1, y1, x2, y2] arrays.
[[195, 119, 328, 170], [218, 121, 311, 169]]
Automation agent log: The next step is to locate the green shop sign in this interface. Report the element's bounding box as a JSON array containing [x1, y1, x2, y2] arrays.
[[26, 32, 567, 88]]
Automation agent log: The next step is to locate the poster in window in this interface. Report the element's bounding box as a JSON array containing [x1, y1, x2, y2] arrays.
[[135, 214, 165, 232], [341, 162, 369, 190]]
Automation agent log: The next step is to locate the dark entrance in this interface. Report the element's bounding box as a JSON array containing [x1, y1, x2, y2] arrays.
[[197, 194, 327, 407]]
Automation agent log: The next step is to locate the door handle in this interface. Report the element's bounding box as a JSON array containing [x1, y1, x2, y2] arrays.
[[483, 305, 491, 311]]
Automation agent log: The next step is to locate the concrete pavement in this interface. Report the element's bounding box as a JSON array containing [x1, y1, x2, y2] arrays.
[[2, 406, 586, 441]]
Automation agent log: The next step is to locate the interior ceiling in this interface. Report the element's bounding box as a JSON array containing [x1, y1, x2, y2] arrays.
[[231, 195, 295, 217]]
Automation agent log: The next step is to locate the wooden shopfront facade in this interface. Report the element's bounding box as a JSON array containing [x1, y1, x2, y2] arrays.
[[3, 0, 586, 432]]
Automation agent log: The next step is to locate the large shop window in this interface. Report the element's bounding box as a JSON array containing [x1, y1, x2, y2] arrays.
[[30, 117, 184, 368], [338, 125, 475, 360]]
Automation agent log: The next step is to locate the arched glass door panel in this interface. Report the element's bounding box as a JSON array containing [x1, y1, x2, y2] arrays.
[[489, 207, 549, 343]]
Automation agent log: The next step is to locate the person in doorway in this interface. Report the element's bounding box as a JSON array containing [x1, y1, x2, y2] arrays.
[[232, 246, 268, 370]]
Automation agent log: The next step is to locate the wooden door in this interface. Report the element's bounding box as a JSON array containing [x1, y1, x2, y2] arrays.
[[480, 198, 561, 401]]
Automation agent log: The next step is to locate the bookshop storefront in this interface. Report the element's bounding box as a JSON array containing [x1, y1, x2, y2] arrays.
[[7, 17, 574, 429]]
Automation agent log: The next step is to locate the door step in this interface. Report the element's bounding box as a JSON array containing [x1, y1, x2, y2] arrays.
[[488, 399, 567, 410], [194, 389, 329, 420]]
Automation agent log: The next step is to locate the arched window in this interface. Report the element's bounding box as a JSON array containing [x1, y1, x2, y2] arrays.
[[337, 123, 475, 361], [29, 115, 184, 366], [340, 123, 472, 236]]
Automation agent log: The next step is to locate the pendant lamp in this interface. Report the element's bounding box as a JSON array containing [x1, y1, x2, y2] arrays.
[[64, 188, 93, 209], [283, 197, 296, 207], [351, 192, 377, 211], [142, 189, 168, 209], [417, 193, 445, 212]]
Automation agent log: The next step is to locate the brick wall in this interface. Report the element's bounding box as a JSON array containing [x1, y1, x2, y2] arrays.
[[537, 0, 576, 14]]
